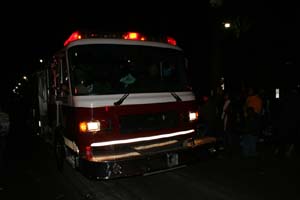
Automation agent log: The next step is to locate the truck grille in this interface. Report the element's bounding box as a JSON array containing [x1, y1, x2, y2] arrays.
[[119, 111, 179, 134]]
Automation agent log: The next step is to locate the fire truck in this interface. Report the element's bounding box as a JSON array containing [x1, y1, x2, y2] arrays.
[[36, 30, 218, 179]]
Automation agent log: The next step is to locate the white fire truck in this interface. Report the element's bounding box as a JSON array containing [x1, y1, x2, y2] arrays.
[[35, 30, 217, 179]]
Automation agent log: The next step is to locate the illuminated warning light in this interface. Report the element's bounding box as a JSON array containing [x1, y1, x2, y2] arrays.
[[167, 36, 177, 46], [85, 146, 93, 160], [275, 88, 280, 99], [79, 122, 87, 132], [64, 31, 82, 46], [123, 32, 145, 41]]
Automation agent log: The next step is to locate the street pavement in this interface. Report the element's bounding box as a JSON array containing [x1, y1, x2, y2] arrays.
[[1, 128, 300, 200]]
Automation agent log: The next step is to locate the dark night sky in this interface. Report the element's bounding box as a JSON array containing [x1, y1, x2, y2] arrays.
[[1, 1, 299, 103]]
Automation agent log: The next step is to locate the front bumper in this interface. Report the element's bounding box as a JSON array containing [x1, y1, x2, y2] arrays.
[[79, 136, 218, 179]]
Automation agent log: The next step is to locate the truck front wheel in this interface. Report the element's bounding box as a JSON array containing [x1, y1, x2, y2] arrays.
[[54, 132, 65, 172]]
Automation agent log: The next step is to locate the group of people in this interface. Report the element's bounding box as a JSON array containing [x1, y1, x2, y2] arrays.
[[199, 85, 300, 159], [220, 87, 263, 158]]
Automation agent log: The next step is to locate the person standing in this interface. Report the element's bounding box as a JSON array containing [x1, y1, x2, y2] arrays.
[[276, 87, 300, 158], [240, 106, 261, 158], [243, 87, 263, 143], [245, 87, 263, 115], [221, 92, 234, 155], [0, 104, 10, 172]]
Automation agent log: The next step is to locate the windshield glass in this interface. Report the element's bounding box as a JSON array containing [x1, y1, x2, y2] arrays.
[[68, 44, 191, 95]]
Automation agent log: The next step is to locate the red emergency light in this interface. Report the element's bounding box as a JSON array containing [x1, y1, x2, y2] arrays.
[[64, 31, 82, 46], [167, 36, 177, 46]]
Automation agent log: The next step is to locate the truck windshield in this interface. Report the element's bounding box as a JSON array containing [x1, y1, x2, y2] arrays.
[[68, 44, 191, 95]]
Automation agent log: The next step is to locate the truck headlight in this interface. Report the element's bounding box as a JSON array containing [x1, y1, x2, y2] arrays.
[[189, 111, 198, 121], [79, 120, 100, 133]]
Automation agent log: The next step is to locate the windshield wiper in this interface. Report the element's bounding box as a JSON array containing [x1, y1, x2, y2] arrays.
[[114, 93, 130, 105], [114, 92, 181, 105], [170, 92, 182, 102]]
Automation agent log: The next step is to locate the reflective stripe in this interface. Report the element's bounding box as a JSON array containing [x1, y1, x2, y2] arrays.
[[91, 129, 195, 147]]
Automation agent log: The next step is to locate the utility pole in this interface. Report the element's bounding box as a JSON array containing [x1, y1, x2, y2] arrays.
[[209, 0, 224, 95]]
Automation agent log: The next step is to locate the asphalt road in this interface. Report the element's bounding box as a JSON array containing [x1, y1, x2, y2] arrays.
[[1, 129, 299, 200]]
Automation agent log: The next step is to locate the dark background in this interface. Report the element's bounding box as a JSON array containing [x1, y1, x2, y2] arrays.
[[1, 0, 299, 105]]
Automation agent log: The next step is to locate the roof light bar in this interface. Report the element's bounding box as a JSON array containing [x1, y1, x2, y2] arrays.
[[63, 31, 177, 46]]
